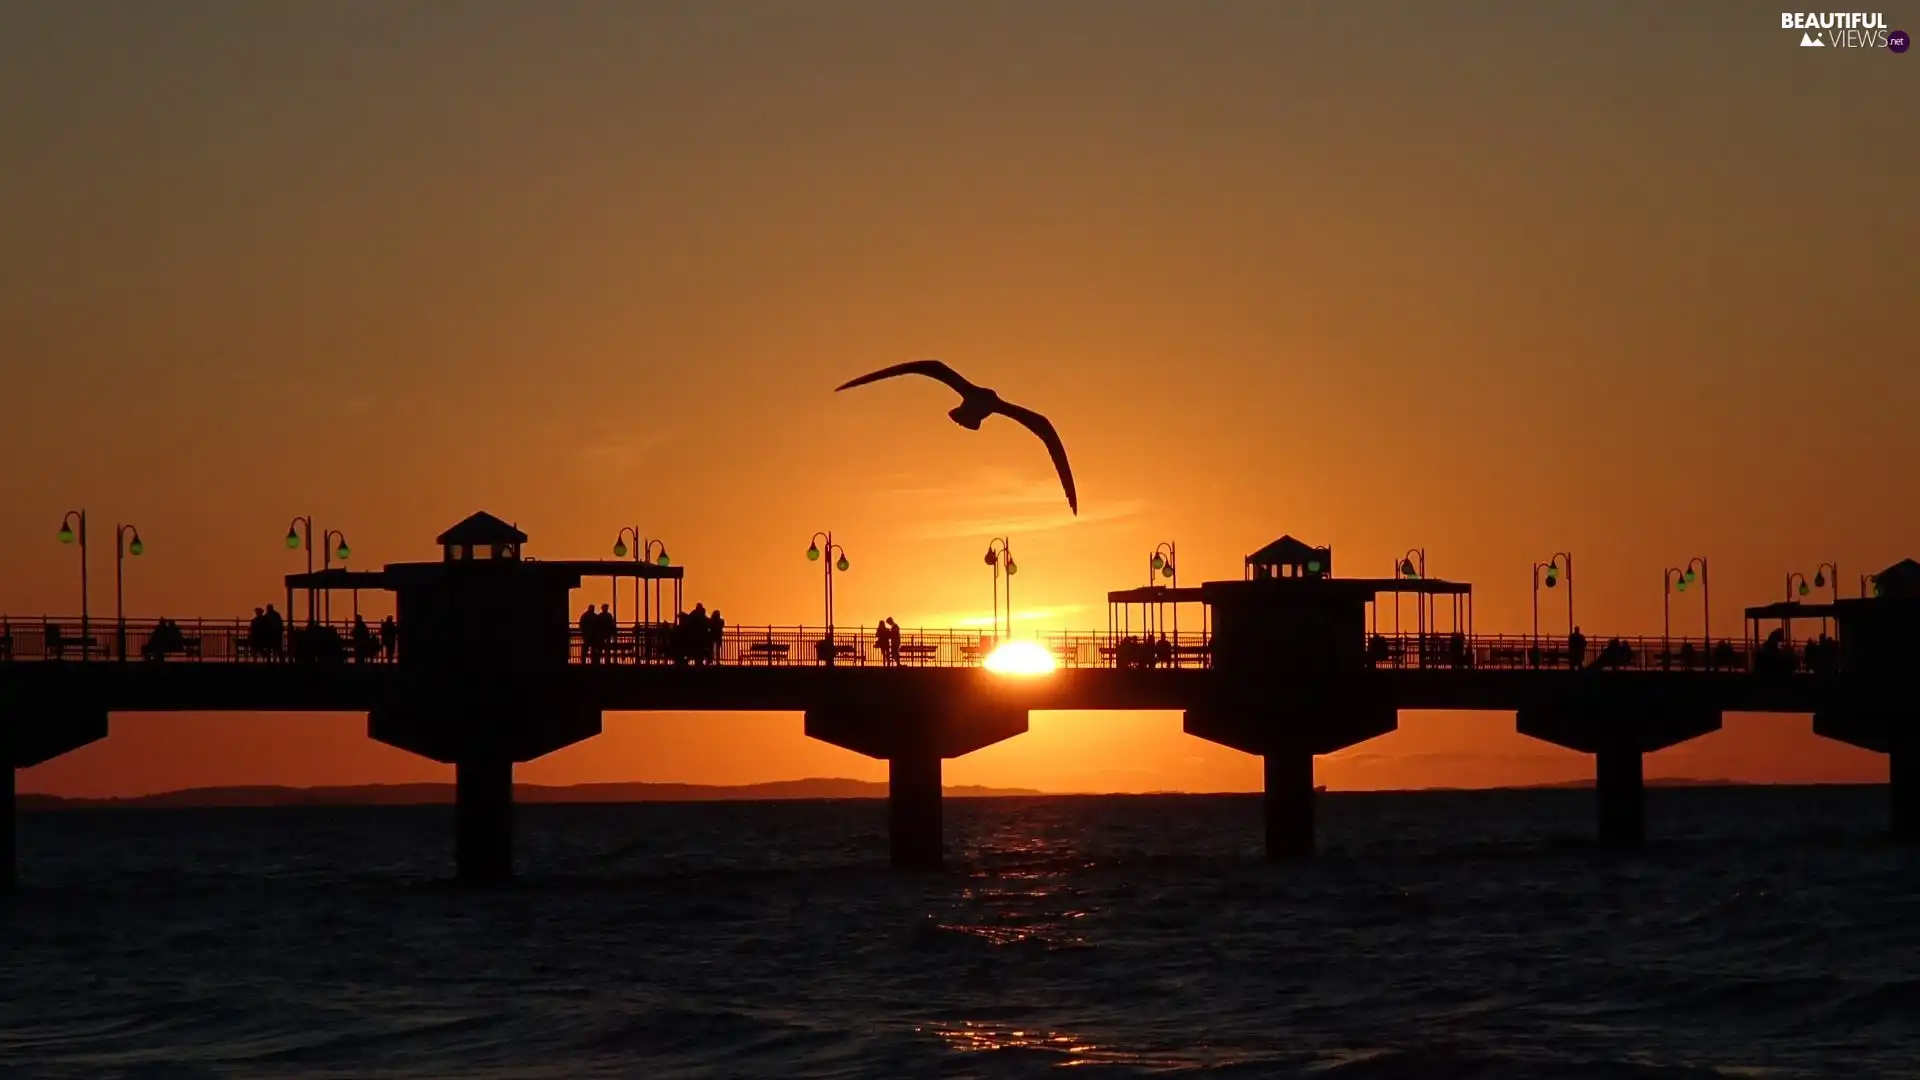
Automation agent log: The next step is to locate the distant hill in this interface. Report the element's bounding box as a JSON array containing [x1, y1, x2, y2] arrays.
[[1508, 777, 1742, 790], [16, 779, 1043, 810]]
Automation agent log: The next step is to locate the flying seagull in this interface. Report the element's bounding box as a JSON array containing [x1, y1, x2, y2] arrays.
[[835, 360, 1078, 515]]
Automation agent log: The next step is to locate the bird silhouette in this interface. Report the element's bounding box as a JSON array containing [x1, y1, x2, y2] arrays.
[[835, 360, 1078, 515]]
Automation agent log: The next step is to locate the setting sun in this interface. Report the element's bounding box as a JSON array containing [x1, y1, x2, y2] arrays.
[[982, 640, 1058, 676]]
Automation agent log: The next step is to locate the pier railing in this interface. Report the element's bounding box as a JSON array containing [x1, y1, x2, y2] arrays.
[[0, 617, 1831, 675]]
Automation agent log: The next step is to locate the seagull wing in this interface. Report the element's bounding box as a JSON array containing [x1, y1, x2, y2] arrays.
[[992, 400, 1079, 515], [834, 359, 977, 397]]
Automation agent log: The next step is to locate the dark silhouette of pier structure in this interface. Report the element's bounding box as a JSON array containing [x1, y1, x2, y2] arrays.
[[4, 512, 1917, 886]]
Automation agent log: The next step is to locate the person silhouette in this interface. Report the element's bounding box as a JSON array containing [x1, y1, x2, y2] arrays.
[[263, 604, 284, 661], [578, 606, 596, 663], [380, 615, 398, 662], [708, 609, 725, 664], [1568, 626, 1586, 670]]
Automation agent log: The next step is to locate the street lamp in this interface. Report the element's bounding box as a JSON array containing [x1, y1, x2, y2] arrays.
[[115, 524, 143, 660], [322, 530, 350, 622], [612, 528, 673, 628], [807, 531, 850, 636], [1397, 548, 1427, 641], [1530, 551, 1573, 659], [1663, 557, 1710, 660], [1862, 573, 1880, 599], [1813, 561, 1839, 636], [286, 516, 315, 623], [985, 537, 1015, 640], [1151, 541, 1177, 641], [58, 509, 89, 651]]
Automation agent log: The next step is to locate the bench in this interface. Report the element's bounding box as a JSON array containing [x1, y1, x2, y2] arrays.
[[45, 635, 107, 660], [746, 641, 791, 664], [145, 636, 205, 661], [896, 642, 940, 665]]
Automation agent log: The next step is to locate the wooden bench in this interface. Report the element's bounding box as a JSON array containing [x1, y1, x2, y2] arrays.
[[746, 641, 791, 664]]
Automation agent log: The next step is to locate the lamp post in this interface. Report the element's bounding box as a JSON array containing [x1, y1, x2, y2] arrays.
[[1529, 552, 1572, 660], [114, 524, 143, 661], [1862, 573, 1879, 599], [984, 537, 1015, 640], [613, 527, 640, 626], [1398, 548, 1427, 641], [1663, 557, 1710, 660], [613, 529, 673, 628], [1151, 541, 1177, 640], [57, 510, 89, 651], [285, 517, 315, 623], [807, 532, 850, 636], [641, 539, 670, 630], [322, 530, 350, 623], [1813, 561, 1838, 636]]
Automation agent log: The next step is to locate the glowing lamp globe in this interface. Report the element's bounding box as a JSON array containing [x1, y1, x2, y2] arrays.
[[983, 640, 1057, 676], [1676, 580, 1688, 593], [1798, 582, 1810, 597], [1306, 559, 1321, 573], [656, 551, 671, 567], [285, 529, 301, 549], [1005, 560, 1018, 576], [58, 524, 74, 544], [835, 555, 850, 572], [1161, 563, 1175, 579], [1685, 568, 1697, 584], [806, 544, 821, 562], [335, 542, 350, 561], [1151, 554, 1165, 571], [1814, 572, 1826, 588], [128, 537, 144, 557], [613, 540, 628, 558]]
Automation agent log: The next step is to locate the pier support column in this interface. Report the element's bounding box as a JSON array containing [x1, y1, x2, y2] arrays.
[[1183, 702, 1396, 861], [1892, 738, 1919, 845], [805, 696, 1027, 873], [2, 765, 14, 889], [1519, 705, 1718, 849], [455, 757, 514, 883], [1263, 749, 1315, 860], [1596, 746, 1645, 849], [889, 755, 944, 872]]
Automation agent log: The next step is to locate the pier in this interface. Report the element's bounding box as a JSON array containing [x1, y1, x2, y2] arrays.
[[4, 512, 1917, 885]]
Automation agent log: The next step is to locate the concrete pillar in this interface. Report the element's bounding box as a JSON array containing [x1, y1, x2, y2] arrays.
[[888, 755, 943, 872], [1892, 739, 1919, 845], [455, 757, 514, 883], [1263, 748, 1315, 860], [1596, 746, 1645, 848], [2, 766, 14, 889]]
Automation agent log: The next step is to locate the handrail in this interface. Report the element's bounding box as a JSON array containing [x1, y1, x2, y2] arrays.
[[0, 615, 1839, 675]]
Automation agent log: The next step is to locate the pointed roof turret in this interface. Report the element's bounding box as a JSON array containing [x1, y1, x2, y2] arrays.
[[1873, 558, 1920, 599], [436, 512, 528, 547]]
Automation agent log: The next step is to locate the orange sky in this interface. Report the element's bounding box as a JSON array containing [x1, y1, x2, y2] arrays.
[[3, 2, 1913, 797]]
